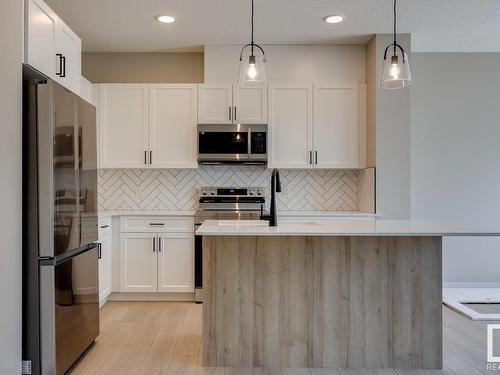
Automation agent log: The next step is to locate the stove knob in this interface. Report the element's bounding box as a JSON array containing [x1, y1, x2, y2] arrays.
[[249, 192, 254, 195], [257, 191, 262, 195], [210, 192, 215, 195]]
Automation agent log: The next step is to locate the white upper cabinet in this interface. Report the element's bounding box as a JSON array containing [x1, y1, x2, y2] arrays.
[[269, 83, 364, 169], [80, 77, 96, 106], [314, 85, 359, 168], [149, 85, 198, 168], [198, 84, 233, 124], [99, 84, 149, 168], [55, 18, 82, 94], [26, 0, 58, 80], [99, 84, 198, 169], [233, 84, 268, 124], [157, 233, 194, 292], [25, 0, 82, 94], [198, 84, 268, 124], [269, 84, 313, 169], [120, 232, 158, 292]]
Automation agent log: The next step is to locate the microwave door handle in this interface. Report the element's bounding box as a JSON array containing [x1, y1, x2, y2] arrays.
[[248, 128, 251, 159]]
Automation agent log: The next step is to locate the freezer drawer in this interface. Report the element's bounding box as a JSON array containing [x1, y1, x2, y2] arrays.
[[40, 245, 99, 375]]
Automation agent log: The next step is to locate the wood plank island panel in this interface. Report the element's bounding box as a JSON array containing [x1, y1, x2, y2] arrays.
[[202, 236, 442, 369]]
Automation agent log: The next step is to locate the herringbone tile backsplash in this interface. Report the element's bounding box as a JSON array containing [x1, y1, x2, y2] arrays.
[[98, 167, 359, 212]]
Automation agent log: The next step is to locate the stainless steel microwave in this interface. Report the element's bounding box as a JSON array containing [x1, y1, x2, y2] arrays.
[[197, 124, 267, 165]]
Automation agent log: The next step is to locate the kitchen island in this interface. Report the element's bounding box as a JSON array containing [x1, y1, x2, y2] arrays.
[[196, 220, 498, 370]]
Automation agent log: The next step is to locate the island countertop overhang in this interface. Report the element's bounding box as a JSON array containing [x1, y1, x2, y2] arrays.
[[196, 219, 500, 237]]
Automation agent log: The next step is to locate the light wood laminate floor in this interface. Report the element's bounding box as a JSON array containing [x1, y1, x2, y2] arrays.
[[69, 301, 500, 375]]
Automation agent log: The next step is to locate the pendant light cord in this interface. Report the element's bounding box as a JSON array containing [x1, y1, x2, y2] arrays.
[[393, 0, 397, 54], [251, 0, 255, 54]]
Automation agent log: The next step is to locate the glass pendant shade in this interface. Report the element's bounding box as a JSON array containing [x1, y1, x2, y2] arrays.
[[380, 0, 411, 89], [238, 47, 267, 87], [380, 51, 411, 89]]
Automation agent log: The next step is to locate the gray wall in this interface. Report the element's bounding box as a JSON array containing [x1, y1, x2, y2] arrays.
[[83, 52, 204, 83], [204, 44, 366, 83], [0, 0, 23, 372], [374, 34, 412, 219], [411, 53, 500, 285]]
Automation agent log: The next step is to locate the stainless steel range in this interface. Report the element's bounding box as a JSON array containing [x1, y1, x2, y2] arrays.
[[194, 187, 268, 302]]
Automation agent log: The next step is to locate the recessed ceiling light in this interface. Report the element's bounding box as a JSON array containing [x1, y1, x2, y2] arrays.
[[156, 15, 175, 24], [324, 15, 345, 24]]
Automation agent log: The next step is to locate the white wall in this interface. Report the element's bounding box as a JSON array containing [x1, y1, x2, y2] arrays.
[[374, 34, 412, 219], [411, 53, 500, 285], [204, 44, 366, 83], [0, 0, 23, 373]]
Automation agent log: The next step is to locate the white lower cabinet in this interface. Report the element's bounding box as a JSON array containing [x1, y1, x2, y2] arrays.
[[120, 232, 158, 292], [157, 233, 194, 292], [119, 217, 194, 293], [98, 235, 112, 303], [98, 217, 113, 305]]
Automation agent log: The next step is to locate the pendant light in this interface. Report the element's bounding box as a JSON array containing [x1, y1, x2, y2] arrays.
[[238, 0, 267, 87], [380, 0, 411, 89]]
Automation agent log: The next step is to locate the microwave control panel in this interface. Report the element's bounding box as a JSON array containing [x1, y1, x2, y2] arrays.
[[251, 132, 267, 154]]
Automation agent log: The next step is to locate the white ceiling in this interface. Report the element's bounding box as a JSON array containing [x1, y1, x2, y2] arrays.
[[45, 0, 500, 53]]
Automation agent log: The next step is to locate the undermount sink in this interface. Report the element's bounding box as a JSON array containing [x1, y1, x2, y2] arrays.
[[282, 221, 322, 226], [217, 220, 269, 226], [216, 220, 323, 227]]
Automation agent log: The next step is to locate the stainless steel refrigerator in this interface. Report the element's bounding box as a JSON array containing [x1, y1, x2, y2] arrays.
[[23, 65, 99, 375]]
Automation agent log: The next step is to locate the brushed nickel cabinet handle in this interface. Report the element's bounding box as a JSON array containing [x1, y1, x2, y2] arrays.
[[152, 237, 156, 252], [315, 151, 318, 165]]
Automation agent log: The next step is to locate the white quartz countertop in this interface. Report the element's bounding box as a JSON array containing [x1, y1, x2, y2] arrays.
[[99, 210, 196, 219], [196, 219, 500, 237], [278, 211, 377, 217], [98, 210, 375, 219]]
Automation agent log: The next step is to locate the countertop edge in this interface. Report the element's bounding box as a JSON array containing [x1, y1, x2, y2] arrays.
[[98, 211, 377, 219], [196, 231, 500, 237]]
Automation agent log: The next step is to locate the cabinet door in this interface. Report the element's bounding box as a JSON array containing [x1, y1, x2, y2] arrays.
[[314, 85, 359, 168], [55, 18, 82, 94], [233, 84, 268, 124], [268, 84, 313, 168], [198, 84, 233, 124], [98, 236, 112, 303], [149, 85, 197, 168], [26, 0, 58, 79], [120, 233, 157, 292], [157, 233, 194, 292], [99, 85, 149, 168]]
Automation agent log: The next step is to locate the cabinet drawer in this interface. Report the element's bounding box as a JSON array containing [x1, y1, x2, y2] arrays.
[[120, 216, 194, 233], [98, 217, 112, 239]]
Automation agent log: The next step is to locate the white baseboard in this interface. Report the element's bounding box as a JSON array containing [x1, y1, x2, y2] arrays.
[[443, 282, 500, 289], [107, 292, 195, 302]]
